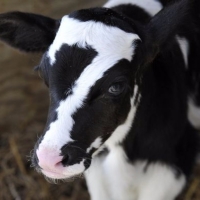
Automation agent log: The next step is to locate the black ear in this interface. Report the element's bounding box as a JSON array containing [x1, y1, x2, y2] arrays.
[[0, 11, 60, 52], [139, 0, 190, 65]]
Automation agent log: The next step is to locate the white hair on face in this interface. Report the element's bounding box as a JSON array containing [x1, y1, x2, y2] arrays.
[[176, 36, 190, 68], [104, 0, 163, 16], [87, 137, 102, 153], [39, 16, 140, 152], [48, 16, 140, 65]]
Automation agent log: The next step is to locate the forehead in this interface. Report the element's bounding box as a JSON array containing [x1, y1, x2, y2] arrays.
[[48, 12, 140, 66]]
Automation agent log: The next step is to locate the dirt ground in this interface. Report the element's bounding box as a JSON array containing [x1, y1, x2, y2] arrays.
[[0, 0, 199, 200]]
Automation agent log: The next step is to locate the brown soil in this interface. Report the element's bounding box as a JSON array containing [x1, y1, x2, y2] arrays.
[[0, 0, 199, 199]]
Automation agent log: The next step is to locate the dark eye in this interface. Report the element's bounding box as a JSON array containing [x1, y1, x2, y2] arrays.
[[108, 82, 125, 96]]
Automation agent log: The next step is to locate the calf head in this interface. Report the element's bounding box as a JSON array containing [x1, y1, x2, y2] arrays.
[[0, 0, 189, 180]]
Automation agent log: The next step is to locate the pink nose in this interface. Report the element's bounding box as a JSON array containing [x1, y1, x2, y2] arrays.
[[36, 147, 64, 173]]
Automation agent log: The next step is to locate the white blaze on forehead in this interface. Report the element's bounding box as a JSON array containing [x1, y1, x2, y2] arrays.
[[104, 0, 163, 16], [39, 16, 140, 151], [48, 16, 140, 65]]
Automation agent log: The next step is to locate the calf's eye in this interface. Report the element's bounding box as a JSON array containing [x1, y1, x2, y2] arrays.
[[108, 82, 125, 96]]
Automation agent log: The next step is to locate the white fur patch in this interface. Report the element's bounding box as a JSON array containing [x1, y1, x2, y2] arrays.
[[48, 16, 140, 65], [39, 16, 140, 160], [137, 162, 186, 200], [85, 156, 111, 200], [87, 137, 102, 153], [188, 98, 200, 129], [176, 36, 190, 68], [104, 0, 163, 16], [85, 157, 186, 200]]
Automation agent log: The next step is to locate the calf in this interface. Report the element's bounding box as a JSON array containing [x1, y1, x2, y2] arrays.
[[0, 0, 199, 199]]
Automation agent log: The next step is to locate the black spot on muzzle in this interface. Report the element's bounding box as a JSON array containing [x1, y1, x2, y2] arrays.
[[60, 143, 91, 167]]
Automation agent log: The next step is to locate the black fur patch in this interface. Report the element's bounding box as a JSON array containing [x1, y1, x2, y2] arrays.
[[0, 11, 59, 52], [69, 7, 138, 34]]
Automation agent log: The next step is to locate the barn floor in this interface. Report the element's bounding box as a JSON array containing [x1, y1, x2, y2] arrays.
[[0, 0, 199, 199]]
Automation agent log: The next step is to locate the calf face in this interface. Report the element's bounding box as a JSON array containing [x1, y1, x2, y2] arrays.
[[0, 0, 189, 180], [33, 11, 141, 179]]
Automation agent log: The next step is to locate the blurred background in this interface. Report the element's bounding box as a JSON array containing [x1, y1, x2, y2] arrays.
[[0, 0, 199, 199]]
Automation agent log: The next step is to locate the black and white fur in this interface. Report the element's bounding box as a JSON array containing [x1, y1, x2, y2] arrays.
[[0, 0, 200, 199]]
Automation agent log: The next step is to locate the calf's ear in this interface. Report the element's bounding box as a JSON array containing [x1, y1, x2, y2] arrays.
[[137, 0, 190, 66], [0, 11, 60, 52]]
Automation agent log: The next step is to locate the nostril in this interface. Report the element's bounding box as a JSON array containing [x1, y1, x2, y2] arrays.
[[61, 154, 70, 166]]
